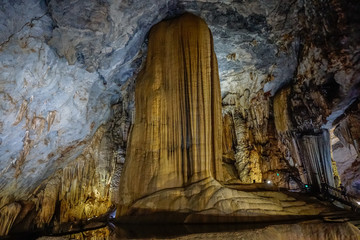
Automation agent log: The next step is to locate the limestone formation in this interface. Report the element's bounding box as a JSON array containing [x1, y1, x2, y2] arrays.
[[296, 131, 335, 191], [0, 0, 359, 237], [222, 90, 292, 187], [273, 87, 292, 135], [118, 13, 223, 215], [221, 112, 239, 182], [123, 178, 328, 222], [1, 126, 116, 235], [57, 126, 113, 224], [333, 101, 360, 195], [222, 112, 236, 164], [117, 13, 330, 221], [0, 203, 21, 236]]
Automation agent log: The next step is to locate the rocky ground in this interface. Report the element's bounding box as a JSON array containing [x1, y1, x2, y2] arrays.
[[33, 219, 360, 240]]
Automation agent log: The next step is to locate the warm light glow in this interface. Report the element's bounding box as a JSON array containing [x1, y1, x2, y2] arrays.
[[267, 180, 271, 184]]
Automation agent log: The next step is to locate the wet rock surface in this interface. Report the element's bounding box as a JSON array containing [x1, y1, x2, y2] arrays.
[[0, 0, 359, 236], [117, 13, 224, 215]]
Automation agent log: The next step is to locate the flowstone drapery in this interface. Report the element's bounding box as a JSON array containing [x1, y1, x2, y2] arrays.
[[116, 14, 328, 222], [117, 13, 223, 214]]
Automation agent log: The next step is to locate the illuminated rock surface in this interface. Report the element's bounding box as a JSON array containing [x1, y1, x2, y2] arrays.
[[117, 13, 223, 215], [0, 0, 359, 237], [116, 13, 330, 221]]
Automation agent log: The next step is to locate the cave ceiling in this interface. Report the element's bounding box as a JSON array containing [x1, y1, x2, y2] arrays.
[[0, 0, 307, 199], [0, 0, 359, 233]]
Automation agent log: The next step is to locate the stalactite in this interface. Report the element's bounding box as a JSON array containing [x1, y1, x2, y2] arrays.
[[222, 112, 236, 163], [16, 125, 115, 231], [249, 92, 269, 144], [0, 202, 21, 236], [112, 13, 331, 222], [231, 110, 262, 183], [36, 177, 60, 228], [332, 103, 360, 195], [297, 130, 335, 191], [59, 126, 113, 223], [221, 112, 240, 182], [273, 87, 315, 189], [334, 117, 360, 155]]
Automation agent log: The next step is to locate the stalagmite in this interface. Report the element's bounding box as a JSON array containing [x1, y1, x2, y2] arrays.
[[0, 0, 359, 237], [116, 14, 328, 221], [118, 13, 223, 215]]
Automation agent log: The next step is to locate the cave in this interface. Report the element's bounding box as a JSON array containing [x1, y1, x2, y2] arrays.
[[0, 0, 360, 239]]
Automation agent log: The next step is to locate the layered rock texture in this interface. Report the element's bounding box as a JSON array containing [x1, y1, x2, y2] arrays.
[[118, 14, 223, 214], [116, 13, 331, 222], [0, 0, 359, 237]]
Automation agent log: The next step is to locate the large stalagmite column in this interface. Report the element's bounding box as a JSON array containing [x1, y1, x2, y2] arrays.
[[117, 13, 223, 214]]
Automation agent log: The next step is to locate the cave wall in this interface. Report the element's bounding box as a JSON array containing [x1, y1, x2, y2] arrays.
[[272, 0, 360, 193], [333, 101, 360, 195], [0, 0, 166, 235], [0, 0, 359, 236]]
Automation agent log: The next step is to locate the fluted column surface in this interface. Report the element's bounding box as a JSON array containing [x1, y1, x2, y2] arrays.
[[118, 13, 223, 213]]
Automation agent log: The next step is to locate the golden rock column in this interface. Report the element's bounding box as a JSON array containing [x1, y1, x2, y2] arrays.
[[118, 13, 223, 215]]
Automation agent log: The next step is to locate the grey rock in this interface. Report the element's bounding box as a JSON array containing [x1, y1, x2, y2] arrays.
[[0, 0, 359, 235]]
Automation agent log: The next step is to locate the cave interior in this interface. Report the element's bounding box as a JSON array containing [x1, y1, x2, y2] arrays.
[[0, 0, 360, 239]]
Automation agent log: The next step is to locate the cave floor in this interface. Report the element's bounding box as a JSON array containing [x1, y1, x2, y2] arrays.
[[29, 216, 360, 240], [4, 187, 360, 240], [5, 213, 360, 240]]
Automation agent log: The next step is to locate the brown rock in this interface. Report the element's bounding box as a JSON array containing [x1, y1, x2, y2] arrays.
[[273, 87, 292, 135], [117, 13, 223, 215], [0, 202, 21, 236], [116, 13, 329, 221]]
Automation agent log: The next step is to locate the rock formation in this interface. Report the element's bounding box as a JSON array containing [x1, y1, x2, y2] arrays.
[[296, 131, 335, 191], [0, 0, 359, 237], [116, 14, 331, 222], [333, 101, 360, 195], [118, 13, 223, 215]]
